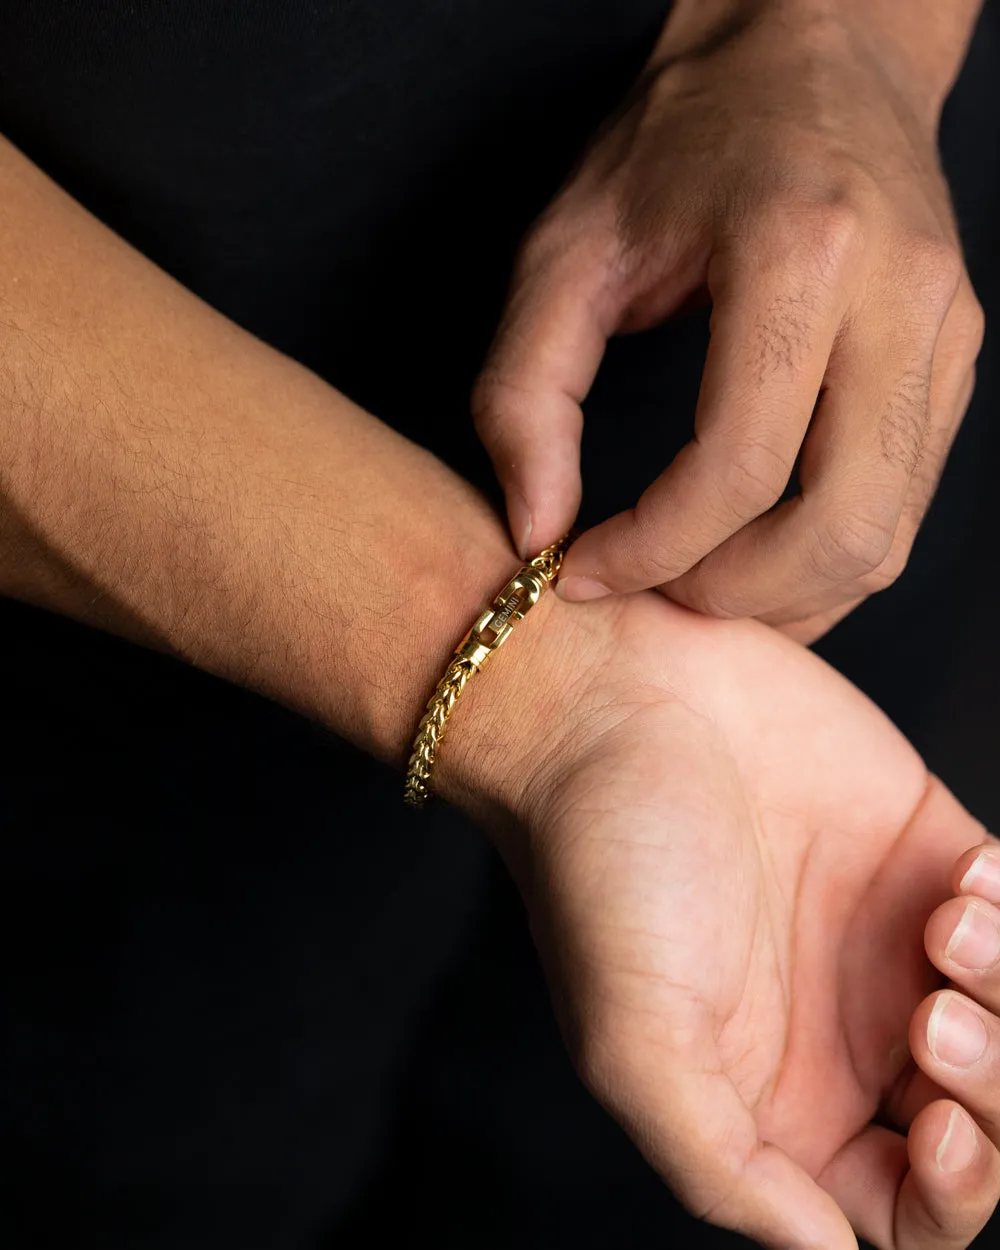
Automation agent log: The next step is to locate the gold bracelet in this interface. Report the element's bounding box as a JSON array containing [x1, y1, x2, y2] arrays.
[[403, 536, 570, 806]]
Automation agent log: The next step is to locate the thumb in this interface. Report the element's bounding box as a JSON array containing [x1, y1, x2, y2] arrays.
[[473, 232, 614, 557], [582, 1030, 857, 1249], [636, 1068, 856, 1249]]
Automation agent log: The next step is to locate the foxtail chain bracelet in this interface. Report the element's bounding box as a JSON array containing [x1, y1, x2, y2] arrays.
[[403, 536, 570, 806]]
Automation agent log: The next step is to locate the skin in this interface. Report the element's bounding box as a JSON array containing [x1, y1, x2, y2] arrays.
[[474, 0, 986, 641], [463, 590, 1000, 1248], [0, 52, 996, 1250]]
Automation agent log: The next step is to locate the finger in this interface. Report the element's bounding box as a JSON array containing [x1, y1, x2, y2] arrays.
[[910, 990, 1000, 1146], [926, 896, 1000, 1015], [668, 272, 952, 619], [873, 840, 1000, 1141], [557, 217, 858, 599], [579, 1012, 856, 1249], [898, 1102, 1000, 1249], [763, 364, 972, 636], [473, 222, 617, 556], [773, 594, 864, 644], [952, 839, 1000, 904], [765, 392, 958, 640], [699, 283, 979, 631], [763, 303, 978, 634], [821, 1104, 1000, 1250], [882, 1062, 949, 1136], [856, 289, 981, 601]]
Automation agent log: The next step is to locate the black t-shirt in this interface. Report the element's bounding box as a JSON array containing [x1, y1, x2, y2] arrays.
[[0, 0, 667, 461], [1, 4, 999, 1248]]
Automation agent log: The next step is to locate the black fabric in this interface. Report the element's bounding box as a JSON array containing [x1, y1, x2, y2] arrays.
[[0, 2, 998, 1247]]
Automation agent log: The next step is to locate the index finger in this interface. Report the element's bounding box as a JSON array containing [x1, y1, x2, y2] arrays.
[[558, 218, 861, 600]]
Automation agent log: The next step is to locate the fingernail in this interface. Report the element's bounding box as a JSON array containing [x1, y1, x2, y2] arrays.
[[959, 848, 1000, 904], [936, 1106, 978, 1173], [507, 490, 533, 560], [557, 576, 612, 603], [945, 902, 1000, 970], [927, 992, 988, 1067]]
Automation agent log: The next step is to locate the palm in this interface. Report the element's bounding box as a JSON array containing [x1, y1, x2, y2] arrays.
[[522, 595, 983, 1245]]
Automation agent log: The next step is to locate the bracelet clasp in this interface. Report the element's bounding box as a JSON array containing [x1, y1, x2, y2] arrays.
[[455, 568, 547, 669]]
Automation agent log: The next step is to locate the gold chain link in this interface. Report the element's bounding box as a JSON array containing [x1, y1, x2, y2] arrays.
[[403, 535, 570, 806]]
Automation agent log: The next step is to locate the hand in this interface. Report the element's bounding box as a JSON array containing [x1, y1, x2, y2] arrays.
[[473, 1, 984, 641], [443, 589, 1000, 1248]]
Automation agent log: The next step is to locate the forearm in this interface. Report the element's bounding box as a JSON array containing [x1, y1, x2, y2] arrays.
[[0, 134, 516, 770], [842, 0, 984, 101], [656, 0, 984, 117]]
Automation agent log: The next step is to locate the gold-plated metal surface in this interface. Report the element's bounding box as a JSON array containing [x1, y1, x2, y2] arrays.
[[403, 536, 569, 806]]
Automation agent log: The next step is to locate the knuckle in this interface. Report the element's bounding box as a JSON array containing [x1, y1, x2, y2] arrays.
[[514, 210, 566, 273], [631, 492, 705, 584], [629, 535, 688, 586], [470, 369, 534, 444], [857, 535, 912, 594], [470, 369, 507, 431], [968, 298, 986, 355], [679, 577, 740, 620], [955, 291, 987, 359], [801, 199, 866, 276], [814, 506, 896, 581], [904, 234, 963, 304], [718, 435, 793, 518], [515, 200, 617, 279], [762, 192, 866, 285]]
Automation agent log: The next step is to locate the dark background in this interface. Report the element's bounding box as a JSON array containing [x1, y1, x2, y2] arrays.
[[0, 1, 997, 1246]]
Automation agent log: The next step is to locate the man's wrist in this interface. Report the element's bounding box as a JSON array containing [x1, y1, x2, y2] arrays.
[[841, 0, 984, 120], [433, 585, 640, 837], [431, 588, 567, 823], [264, 444, 524, 776], [654, 0, 983, 123]]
